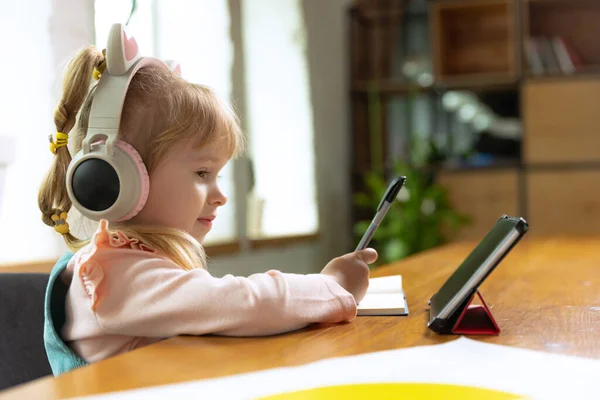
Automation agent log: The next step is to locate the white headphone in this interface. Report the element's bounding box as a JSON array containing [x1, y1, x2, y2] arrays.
[[65, 23, 181, 222]]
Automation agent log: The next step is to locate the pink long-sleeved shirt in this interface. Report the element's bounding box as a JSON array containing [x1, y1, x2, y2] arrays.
[[59, 221, 357, 363]]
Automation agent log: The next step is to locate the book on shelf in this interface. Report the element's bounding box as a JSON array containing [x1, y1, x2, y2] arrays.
[[524, 36, 583, 76]]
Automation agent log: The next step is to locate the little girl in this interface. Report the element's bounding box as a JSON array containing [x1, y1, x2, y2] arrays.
[[39, 24, 377, 376]]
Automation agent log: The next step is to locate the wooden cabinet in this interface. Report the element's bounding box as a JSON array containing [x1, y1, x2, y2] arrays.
[[527, 170, 600, 236], [522, 78, 600, 236], [524, 79, 600, 164], [438, 169, 520, 241]]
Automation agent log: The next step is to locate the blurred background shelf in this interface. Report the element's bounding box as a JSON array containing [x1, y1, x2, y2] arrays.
[[351, 76, 519, 94], [349, 0, 600, 250]]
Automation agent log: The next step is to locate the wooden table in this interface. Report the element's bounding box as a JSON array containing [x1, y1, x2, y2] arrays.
[[2, 236, 599, 399]]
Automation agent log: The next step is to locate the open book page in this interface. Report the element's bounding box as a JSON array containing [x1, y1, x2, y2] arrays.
[[357, 275, 408, 316], [367, 275, 403, 294]]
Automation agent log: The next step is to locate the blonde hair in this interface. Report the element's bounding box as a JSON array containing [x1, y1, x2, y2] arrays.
[[38, 46, 244, 270]]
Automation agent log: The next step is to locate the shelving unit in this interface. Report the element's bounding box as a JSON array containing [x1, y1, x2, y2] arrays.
[[349, 0, 600, 240]]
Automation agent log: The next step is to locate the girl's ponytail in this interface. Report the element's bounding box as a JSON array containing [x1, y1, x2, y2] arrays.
[[38, 46, 105, 250]]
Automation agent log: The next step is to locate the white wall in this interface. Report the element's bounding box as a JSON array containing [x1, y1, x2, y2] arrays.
[[304, 0, 355, 266], [50, 0, 96, 99]]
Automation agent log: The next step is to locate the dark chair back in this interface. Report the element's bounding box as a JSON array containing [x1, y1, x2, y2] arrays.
[[0, 273, 52, 390]]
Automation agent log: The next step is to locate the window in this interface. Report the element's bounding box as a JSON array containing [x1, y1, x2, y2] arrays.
[[0, 0, 324, 266], [242, 0, 319, 239]]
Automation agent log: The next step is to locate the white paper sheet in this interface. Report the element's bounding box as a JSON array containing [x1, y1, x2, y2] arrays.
[[71, 338, 600, 400]]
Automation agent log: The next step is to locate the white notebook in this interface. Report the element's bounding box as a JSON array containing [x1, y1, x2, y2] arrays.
[[357, 275, 408, 316]]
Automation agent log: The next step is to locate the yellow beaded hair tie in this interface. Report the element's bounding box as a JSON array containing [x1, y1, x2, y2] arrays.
[[49, 132, 69, 154], [93, 49, 107, 80], [51, 211, 70, 235]]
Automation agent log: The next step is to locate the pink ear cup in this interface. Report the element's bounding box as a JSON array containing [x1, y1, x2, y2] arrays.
[[114, 140, 150, 222]]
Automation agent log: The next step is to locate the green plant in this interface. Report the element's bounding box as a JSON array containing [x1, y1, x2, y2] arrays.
[[353, 160, 470, 266], [352, 82, 470, 266]]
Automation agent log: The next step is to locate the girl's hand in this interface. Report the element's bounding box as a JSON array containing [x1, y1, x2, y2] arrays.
[[320, 248, 378, 303]]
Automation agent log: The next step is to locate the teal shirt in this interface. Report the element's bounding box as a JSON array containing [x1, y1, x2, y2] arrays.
[[43, 252, 88, 376]]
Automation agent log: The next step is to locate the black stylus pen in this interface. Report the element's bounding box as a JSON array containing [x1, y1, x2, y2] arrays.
[[355, 176, 406, 251]]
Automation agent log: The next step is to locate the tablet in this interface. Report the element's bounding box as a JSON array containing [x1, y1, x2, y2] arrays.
[[427, 215, 529, 333]]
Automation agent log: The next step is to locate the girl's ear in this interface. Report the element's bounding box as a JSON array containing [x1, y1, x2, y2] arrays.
[[106, 23, 141, 76], [165, 60, 182, 76]]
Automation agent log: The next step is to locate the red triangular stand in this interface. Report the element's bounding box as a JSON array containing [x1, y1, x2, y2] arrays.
[[451, 291, 500, 335]]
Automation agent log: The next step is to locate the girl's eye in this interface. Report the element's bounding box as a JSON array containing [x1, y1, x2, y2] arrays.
[[196, 170, 209, 179]]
